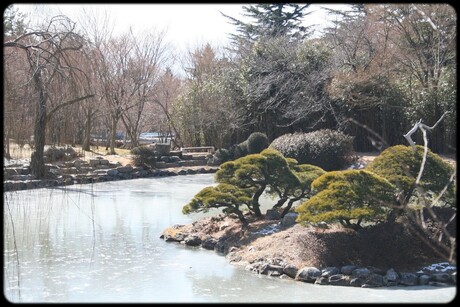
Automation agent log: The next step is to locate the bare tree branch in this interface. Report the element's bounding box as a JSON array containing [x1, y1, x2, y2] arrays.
[[46, 94, 95, 122]]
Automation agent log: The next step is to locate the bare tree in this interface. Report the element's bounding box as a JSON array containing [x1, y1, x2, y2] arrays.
[[120, 30, 168, 149], [76, 8, 114, 151], [93, 29, 168, 153], [382, 4, 456, 153], [176, 43, 246, 148], [149, 68, 184, 149], [4, 15, 94, 178]]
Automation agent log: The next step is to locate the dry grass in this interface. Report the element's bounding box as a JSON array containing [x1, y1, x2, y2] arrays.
[[5, 142, 134, 166]]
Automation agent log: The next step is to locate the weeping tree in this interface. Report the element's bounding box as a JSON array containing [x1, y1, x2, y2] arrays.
[[4, 15, 94, 178]]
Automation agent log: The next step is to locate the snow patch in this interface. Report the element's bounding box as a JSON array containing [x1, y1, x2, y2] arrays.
[[253, 224, 280, 235]]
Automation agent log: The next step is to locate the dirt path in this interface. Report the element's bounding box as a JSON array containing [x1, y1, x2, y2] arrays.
[[4, 143, 455, 168]]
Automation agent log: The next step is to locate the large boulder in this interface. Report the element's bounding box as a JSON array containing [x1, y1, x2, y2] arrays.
[[265, 209, 281, 220], [351, 267, 371, 278], [280, 212, 298, 228], [184, 235, 202, 246], [322, 267, 340, 278], [384, 268, 400, 286], [341, 265, 358, 275], [283, 264, 298, 279], [295, 267, 321, 283], [328, 274, 349, 286], [160, 225, 187, 242], [399, 272, 418, 286], [362, 273, 384, 288]]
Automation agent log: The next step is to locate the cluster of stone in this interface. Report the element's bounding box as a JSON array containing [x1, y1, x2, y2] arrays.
[[160, 225, 221, 251], [160, 219, 456, 289], [241, 260, 456, 288], [4, 156, 218, 192]]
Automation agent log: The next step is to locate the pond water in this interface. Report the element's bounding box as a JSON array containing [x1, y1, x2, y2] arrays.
[[3, 174, 456, 303]]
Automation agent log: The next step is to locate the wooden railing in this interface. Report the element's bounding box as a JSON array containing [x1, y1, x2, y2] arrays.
[[181, 146, 215, 154]]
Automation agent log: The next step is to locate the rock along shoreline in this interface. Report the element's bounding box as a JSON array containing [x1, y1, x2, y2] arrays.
[[3, 156, 218, 192], [160, 214, 457, 289]]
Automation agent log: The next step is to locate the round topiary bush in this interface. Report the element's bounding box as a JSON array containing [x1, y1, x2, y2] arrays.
[[270, 129, 355, 171], [247, 132, 269, 154], [233, 140, 249, 159], [365, 145, 455, 203], [131, 146, 156, 168]]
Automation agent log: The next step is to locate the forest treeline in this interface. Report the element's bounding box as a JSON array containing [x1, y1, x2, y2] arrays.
[[3, 4, 456, 177]]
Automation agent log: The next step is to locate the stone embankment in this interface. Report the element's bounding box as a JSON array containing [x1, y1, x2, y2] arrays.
[[4, 156, 218, 192], [160, 214, 457, 289], [238, 261, 456, 288]]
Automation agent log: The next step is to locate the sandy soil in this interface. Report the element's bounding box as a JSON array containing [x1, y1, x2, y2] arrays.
[[5, 143, 456, 168], [164, 213, 448, 271], [4, 143, 134, 166]]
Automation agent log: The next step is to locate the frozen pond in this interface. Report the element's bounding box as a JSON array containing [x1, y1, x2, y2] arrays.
[[3, 174, 456, 303]]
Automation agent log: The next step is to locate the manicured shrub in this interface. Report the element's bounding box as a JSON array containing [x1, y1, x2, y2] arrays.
[[365, 145, 455, 205], [247, 132, 269, 154], [295, 169, 396, 229], [131, 146, 156, 168], [183, 183, 252, 224], [270, 129, 355, 171], [233, 140, 249, 159], [208, 132, 268, 165], [207, 148, 232, 166]]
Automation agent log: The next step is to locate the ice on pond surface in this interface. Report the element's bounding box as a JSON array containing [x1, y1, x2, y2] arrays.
[[4, 175, 456, 303]]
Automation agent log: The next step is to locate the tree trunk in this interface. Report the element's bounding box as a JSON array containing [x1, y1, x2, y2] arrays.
[[82, 110, 92, 151], [30, 73, 47, 179], [233, 207, 248, 226], [109, 116, 117, 154], [273, 197, 287, 209], [4, 126, 11, 159], [251, 185, 265, 217], [281, 198, 298, 218]]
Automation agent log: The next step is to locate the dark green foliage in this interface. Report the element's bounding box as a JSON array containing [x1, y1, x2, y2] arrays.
[[217, 148, 231, 160], [247, 132, 269, 154], [215, 148, 326, 218], [182, 183, 252, 224], [215, 149, 293, 216], [131, 146, 156, 168], [222, 4, 311, 43], [208, 148, 233, 165], [296, 170, 396, 229], [270, 129, 355, 171], [365, 145, 455, 204], [233, 140, 249, 159], [216, 151, 267, 216], [188, 148, 329, 223]]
